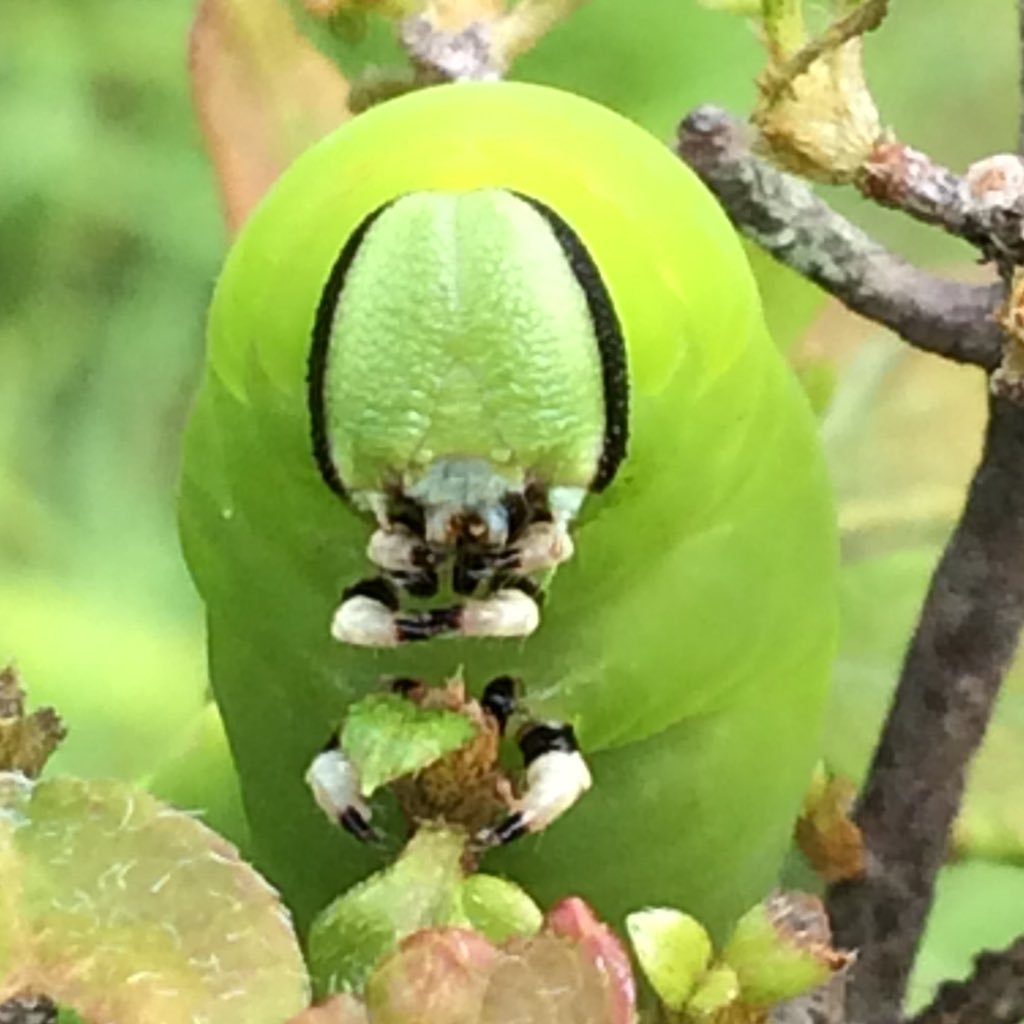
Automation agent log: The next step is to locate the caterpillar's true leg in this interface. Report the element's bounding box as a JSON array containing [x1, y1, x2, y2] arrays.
[[476, 720, 592, 847]]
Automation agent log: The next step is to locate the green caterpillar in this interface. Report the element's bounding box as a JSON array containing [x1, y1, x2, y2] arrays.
[[179, 81, 837, 934]]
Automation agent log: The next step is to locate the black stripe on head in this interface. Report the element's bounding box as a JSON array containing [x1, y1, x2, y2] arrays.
[[308, 202, 395, 499], [511, 192, 629, 492]]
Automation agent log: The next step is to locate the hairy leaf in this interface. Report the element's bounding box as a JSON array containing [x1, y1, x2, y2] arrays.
[[341, 693, 477, 797], [0, 774, 309, 1024]]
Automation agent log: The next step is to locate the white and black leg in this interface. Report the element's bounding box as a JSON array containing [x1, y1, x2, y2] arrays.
[[476, 720, 592, 847], [501, 520, 575, 575], [480, 674, 521, 734], [306, 733, 381, 843], [333, 577, 541, 647], [451, 521, 572, 595], [458, 585, 541, 639], [331, 576, 408, 647], [367, 525, 438, 597]]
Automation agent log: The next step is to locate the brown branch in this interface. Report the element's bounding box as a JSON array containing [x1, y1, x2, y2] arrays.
[[826, 393, 1024, 1024], [771, 975, 848, 1024], [859, 142, 1024, 275], [399, 0, 590, 82], [679, 91, 1024, 1024], [858, 142, 971, 236], [676, 106, 1006, 369], [909, 935, 1024, 1024], [399, 16, 501, 81]]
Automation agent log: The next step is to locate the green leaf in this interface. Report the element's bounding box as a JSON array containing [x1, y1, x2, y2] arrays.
[[721, 895, 849, 1007], [341, 692, 477, 796], [0, 773, 309, 1023], [308, 825, 468, 995], [625, 907, 713, 1011], [448, 874, 544, 944], [56, 1008, 90, 1024], [688, 964, 741, 1016]]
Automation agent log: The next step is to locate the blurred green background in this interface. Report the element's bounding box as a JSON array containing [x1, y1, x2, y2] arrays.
[[2, 0, 1022, 1009]]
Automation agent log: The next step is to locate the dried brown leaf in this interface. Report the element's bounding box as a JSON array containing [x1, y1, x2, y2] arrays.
[[795, 770, 866, 883], [0, 666, 24, 718], [0, 666, 65, 778]]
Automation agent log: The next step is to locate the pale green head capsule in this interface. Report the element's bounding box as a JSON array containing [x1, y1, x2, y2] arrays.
[[307, 188, 628, 648]]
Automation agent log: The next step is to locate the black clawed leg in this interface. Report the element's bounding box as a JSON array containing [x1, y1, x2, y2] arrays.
[[390, 677, 424, 698], [453, 547, 490, 596], [339, 807, 382, 844], [481, 675, 521, 734], [476, 719, 590, 848], [342, 575, 400, 610], [518, 721, 579, 764], [489, 574, 545, 606], [394, 605, 462, 642], [501, 492, 530, 542], [388, 567, 439, 598], [477, 811, 528, 848]]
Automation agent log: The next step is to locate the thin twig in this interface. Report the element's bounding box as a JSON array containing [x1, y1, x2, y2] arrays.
[[679, 84, 1024, 1024], [399, 15, 501, 81], [676, 106, 1006, 369], [858, 142, 969, 234], [490, 0, 592, 64], [826, 393, 1024, 1024], [859, 141, 1024, 275], [399, 0, 591, 81], [761, 0, 889, 106], [909, 936, 1024, 1024]]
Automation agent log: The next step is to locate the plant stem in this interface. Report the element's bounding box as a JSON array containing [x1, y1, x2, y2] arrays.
[[490, 0, 592, 63], [909, 936, 1024, 1024], [676, 108, 1005, 369]]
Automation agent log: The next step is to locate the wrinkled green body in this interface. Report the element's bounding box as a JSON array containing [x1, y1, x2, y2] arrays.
[[180, 83, 837, 935]]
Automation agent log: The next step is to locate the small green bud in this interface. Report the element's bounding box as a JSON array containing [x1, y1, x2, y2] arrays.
[[448, 874, 543, 944], [721, 893, 852, 1007], [625, 907, 713, 1011], [687, 964, 741, 1018], [308, 826, 468, 995]]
